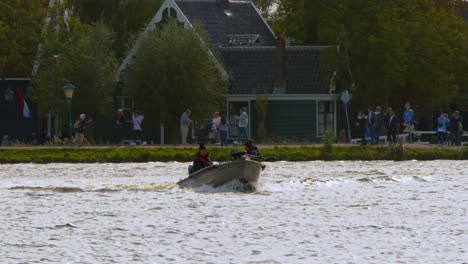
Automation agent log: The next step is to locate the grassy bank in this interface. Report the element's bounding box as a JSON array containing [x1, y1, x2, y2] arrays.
[[0, 144, 467, 163]]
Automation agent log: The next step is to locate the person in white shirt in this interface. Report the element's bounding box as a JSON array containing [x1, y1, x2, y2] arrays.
[[212, 111, 221, 143], [236, 107, 248, 144], [132, 112, 144, 145]]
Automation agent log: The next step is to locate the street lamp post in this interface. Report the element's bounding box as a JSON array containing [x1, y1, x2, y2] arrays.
[[63, 81, 75, 146]]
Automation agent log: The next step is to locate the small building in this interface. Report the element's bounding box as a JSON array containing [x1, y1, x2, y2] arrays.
[[120, 0, 340, 143], [0, 78, 38, 143]]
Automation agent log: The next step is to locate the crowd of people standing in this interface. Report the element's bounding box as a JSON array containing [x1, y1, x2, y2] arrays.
[[436, 110, 463, 146], [357, 102, 464, 146], [2, 103, 463, 146], [180, 107, 249, 147]]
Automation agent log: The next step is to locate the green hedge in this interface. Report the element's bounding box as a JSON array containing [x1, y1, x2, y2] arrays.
[[0, 145, 466, 163]]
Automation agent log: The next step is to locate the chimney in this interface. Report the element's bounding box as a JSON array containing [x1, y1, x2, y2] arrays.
[[217, 0, 229, 10], [274, 37, 286, 93]]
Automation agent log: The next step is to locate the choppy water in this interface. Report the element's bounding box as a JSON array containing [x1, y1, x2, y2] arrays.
[[0, 160, 467, 263]]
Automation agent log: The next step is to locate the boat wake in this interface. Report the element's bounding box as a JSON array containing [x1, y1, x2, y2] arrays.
[[8, 183, 178, 193], [9, 186, 85, 193]]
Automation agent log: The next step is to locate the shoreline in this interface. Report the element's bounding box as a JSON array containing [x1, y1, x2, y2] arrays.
[[0, 143, 466, 163], [0, 143, 468, 149]]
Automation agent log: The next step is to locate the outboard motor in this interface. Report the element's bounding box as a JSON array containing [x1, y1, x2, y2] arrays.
[[230, 150, 246, 160]]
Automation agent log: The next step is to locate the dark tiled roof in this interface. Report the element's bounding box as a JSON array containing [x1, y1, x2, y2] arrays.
[[219, 47, 274, 94], [219, 46, 330, 94], [174, 0, 276, 47]]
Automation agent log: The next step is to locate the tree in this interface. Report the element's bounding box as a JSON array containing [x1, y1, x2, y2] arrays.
[[260, 0, 468, 120], [70, 0, 163, 59], [317, 0, 468, 112], [70, 21, 118, 117], [0, 0, 46, 77], [124, 20, 227, 143], [253, 0, 323, 45], [31, 3, 117, 128]]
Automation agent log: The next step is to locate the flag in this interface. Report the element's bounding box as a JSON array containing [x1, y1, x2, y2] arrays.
[[17, 88, 31, 119]]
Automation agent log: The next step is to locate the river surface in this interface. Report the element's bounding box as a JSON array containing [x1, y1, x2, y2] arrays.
[[0, 160, 466, 263]]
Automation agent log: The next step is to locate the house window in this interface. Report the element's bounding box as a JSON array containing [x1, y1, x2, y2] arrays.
[[157, 8, 178, 27], [227, 34, 261, 46], [317, 101, 335, 136]]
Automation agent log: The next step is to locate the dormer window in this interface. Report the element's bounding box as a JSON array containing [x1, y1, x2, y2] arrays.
[[224, 10, 233, 17], [227, 34, 262, 46]]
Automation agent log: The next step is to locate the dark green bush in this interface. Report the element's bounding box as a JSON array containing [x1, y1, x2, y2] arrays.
[[0, 145, 465, 163]]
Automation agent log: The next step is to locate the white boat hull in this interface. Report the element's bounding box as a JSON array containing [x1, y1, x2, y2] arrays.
[[177, 160, 264, 189]]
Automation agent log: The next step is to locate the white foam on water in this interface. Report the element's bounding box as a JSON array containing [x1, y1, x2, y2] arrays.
[[0, 160, 466, 263]]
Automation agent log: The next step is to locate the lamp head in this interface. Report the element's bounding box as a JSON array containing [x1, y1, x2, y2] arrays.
[[63, 81, 75, 99], [4, 87, 14, 102]]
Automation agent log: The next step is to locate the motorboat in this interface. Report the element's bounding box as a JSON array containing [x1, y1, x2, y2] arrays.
[[177, 151, 266, 189]]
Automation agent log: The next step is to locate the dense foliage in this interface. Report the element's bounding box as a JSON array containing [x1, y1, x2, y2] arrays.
[[254, 0, 468, 114], [0, 0, 46, 77], [69, 0, 163, 59], [31, 6, 117, 120], [123, 20, 227, 143]]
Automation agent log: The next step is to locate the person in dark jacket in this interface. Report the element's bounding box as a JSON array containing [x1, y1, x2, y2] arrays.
[[356, 111, 367, 145], [387, 109, 399, 143], [113, 109, 126, 144], [192, 144, 212, 173], [373, 106, 383, 145], [449, 110, 462, 146], [244, 140, 260, 156], [383, 107, 394, 142]]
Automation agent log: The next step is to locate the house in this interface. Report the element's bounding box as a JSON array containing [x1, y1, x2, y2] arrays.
[[0, 78, 37, 143], [120, 0, 340, 143], [0, 0, 67, 143]]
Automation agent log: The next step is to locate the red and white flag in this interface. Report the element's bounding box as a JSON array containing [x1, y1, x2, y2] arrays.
[[17, 88, 31, 119]]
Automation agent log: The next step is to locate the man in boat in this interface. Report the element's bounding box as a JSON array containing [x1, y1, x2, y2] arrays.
[[244, 140, 260, 157], [192, 143, 213, 173]]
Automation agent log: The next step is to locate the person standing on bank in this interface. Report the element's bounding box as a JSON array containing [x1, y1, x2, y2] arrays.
[[132, 111, 144, 145], [403, 102, 415, 143], [236, 107, 248, 144], [74, 113, 92, 146], [219, 115, 229, 147], [212, 111, 221, 144], [367, 106, 375, 144], [357, 111, 367, 146], [373, 106, 383, 144], [388, 109, 399, 143], [113, 109, 126, 144], [449, 110, 462, 146], [384, 107, 393, 142], [180, 110, 192, 144], [437, 112, 449, 145]]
